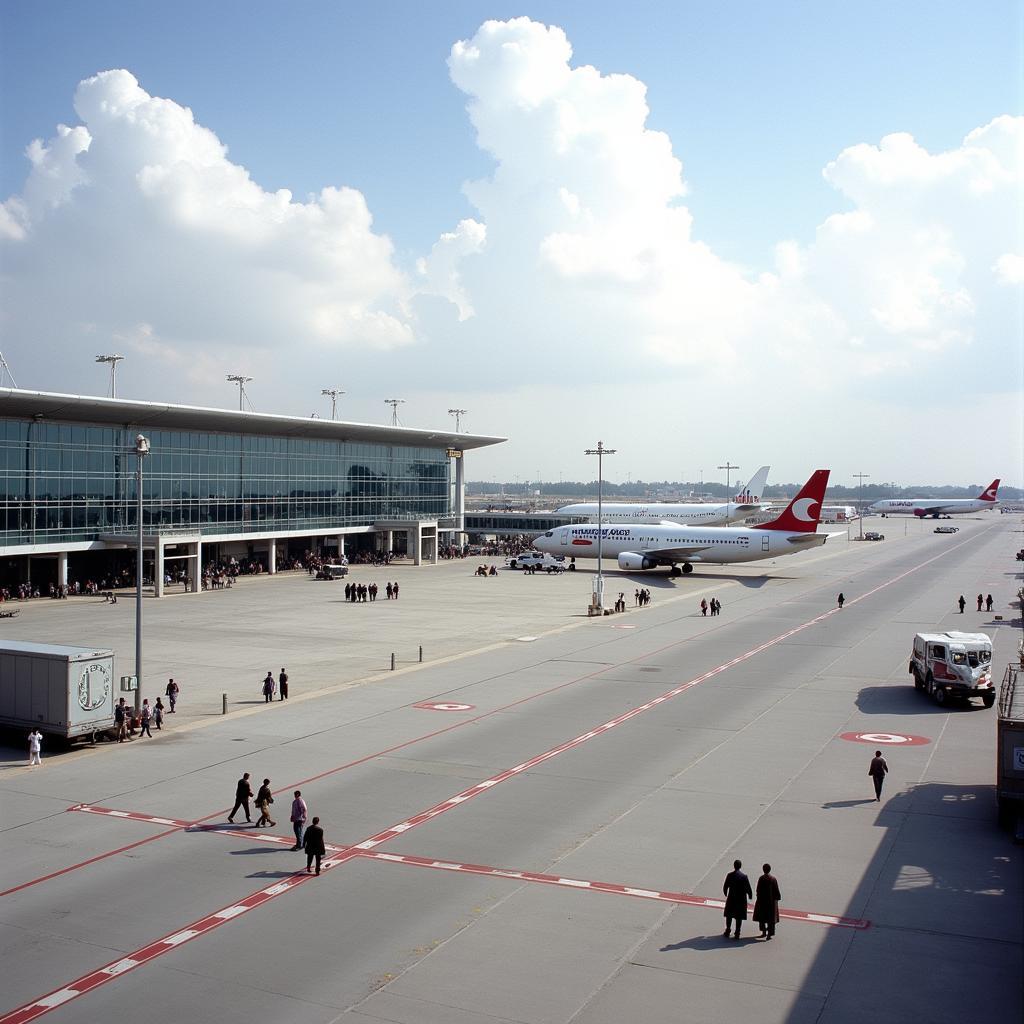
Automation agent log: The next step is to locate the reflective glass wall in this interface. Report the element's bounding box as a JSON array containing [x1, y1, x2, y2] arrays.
[[0, 419, 451, 545]]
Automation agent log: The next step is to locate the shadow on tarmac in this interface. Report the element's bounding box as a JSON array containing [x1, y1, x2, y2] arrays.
[[660, 934, 762, 952], [854, 685, 985, 715], [821, 799, 878, 809]]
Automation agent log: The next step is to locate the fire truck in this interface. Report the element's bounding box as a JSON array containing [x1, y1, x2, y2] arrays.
[[909, 631, 995, 708]]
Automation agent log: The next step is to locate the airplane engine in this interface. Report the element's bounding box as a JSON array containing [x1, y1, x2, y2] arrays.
[[913, 508, 928, 518], [618, 552, 657, 571]]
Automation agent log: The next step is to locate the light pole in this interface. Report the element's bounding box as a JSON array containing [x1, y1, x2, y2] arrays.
[[853, 472, 870, 539], [96, 355, 124, 398], [448, 408, 468, 432], [384, 398, 405, 426], [585, 441, 616, 613], [718, 462, 738, 520], [134, 434, 150, 714], [321, 388, 344, 420], [227, 374, 252, 410]]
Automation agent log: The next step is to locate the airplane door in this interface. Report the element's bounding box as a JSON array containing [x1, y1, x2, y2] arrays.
[[762, 535, 770, 552], [559, 529, 569, 547]]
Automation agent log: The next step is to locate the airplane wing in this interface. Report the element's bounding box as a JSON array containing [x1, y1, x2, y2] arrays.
[[644, 542, 716, 561]]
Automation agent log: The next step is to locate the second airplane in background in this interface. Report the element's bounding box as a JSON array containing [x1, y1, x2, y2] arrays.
[[556, 465, 771, 527], [536, 470, 830, 576]]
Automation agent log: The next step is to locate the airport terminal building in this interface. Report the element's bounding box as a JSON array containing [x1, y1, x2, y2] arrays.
[[0, 389, 505, 595]]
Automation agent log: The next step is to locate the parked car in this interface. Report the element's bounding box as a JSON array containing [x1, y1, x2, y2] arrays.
[[506, 552, 569, 572], [863, 531, 885, 541], [934, 525, 959, 534]]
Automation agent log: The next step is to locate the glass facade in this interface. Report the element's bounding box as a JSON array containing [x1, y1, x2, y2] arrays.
[[0, 418, 451, 546]]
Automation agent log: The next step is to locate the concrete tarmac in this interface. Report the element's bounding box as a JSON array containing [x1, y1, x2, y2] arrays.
[[0, 513, 1021, 1024]]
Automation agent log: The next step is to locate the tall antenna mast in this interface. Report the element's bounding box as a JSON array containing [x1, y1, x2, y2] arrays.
[[384, 398, 405, 427], [0, 352, 17, 388], [96, 354, 125, 398], [226, 374, 253, 411], [448, 408, 468, 432]]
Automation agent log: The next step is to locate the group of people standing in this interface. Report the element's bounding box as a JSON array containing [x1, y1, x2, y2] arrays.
[[262, 669, 290, 702], [699, 598, 722, 616], [963, 593, 994, 612], [344, 581, 400, 602], [227, 774, 327, 874], [634, 588, 652, 606], [722, 860, 782, 940]]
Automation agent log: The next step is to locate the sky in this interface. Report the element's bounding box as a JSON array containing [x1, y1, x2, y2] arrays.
[[1, 1, 1021, 489]]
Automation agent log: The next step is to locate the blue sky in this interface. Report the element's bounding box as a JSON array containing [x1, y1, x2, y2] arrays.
[[1, 3, 1021, 486]]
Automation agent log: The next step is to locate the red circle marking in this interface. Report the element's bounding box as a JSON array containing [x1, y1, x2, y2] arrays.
[[414, 702, 475, 712], [839, 731, 930, 746]]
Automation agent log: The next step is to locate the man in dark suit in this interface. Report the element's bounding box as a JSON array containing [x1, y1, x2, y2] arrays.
[[722, 859, 752, 939], [228, 772, 253, 824], [753, 864, 782, 939], [868, 750, 889, 801], [303, 816, 326, 875]]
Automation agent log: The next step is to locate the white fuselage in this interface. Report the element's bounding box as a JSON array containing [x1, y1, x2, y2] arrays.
[[534, 522, 827, 569], [868, 498, 998, 517], [555, 501, 757, 527]]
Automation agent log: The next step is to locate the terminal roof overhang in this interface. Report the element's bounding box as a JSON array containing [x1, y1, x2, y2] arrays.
[[0, 389, 507, 452]]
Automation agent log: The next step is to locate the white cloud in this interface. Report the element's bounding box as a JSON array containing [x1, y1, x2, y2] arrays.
[[994, 253, 1024, 285], [1, 69, 414, 383]]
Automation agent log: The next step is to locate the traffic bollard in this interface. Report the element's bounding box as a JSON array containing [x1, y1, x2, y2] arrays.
[[222, 693, 227, 715], [419, 645, 423, 663], [391, 653, 396, 671]]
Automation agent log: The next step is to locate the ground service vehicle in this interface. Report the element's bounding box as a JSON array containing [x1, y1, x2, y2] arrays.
[[507, 552, 570, 572], [910, 631, 995, 708], [934, 525, 959, 534], [0, 641, 117, 739], [863, 531, 885, 541]]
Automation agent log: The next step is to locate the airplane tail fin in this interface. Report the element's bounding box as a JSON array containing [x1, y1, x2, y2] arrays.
[[754, 470, 830, 532], [734, 465, 769, 504], [978, 479, 1000, 502]]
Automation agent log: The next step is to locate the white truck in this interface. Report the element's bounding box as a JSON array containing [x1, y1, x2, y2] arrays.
[[506, 552, 570, 572], [909, 631, 995, 708], [0, 641, 117, 740]]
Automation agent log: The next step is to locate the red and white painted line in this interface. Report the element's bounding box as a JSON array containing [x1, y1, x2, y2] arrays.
[[357, 851, 870, 930], [67, 804, 194, 829], [5, 537, 978, 1021], [839, 732, 931, 746]]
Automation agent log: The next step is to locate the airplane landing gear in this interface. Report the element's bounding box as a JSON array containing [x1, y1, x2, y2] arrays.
[[682, 563, 693, 575], [670, 565, 682, 577]]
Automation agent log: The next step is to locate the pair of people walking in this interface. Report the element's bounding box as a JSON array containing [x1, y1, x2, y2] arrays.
[[722, 860, 782, 940], [228, 774, 276, 827], [285, 789, 326, 873], [261, 669, 290, 702]]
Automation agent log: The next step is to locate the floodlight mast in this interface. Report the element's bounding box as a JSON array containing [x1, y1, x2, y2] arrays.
[[718, 461, 739, 521], [96, 354, 125, 398], [321, 388, 345, 420], [585, 441, 616, 613], [226, 374, 253, 411], [448, 408, 468, 432], [853, 472, 870, 539], [384, 399, 405, 426], [0, 352, 18, 388]]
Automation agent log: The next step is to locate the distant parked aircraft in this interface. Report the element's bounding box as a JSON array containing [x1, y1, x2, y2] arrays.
[[556, 465, 771, 527], [868, 480, 1000, 518]]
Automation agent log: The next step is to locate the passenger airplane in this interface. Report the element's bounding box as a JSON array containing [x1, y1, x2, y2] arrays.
[[556, 465, 771, 527], [535, 470, 830, 576], [867, 480, 1000, 518]]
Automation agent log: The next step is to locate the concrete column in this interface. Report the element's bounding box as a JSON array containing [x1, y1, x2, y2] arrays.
[[155, 540, 165, 598], [384, 530, 393, 555], [454, 454, 465, 544], [192, 536, 201, 593], [267, 538, 277, 575], [411, 524, 422, 566], [337, 534, 346, 559], [57, 551, 69, 588]]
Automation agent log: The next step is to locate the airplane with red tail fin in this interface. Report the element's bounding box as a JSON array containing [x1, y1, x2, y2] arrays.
[[534, 470, 831, 576]]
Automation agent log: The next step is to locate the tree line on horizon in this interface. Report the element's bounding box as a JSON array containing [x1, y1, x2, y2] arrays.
[[466, 481, 1023, 501]]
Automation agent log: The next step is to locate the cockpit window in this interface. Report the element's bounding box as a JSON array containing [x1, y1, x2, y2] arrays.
[[545, 532, 553, 538]]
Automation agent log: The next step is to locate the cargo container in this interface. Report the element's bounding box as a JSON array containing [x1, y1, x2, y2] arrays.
[[0, 641, 116, 740]]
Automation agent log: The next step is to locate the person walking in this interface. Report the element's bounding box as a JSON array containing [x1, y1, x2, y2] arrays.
[[115, 698, 128, 742], [868, 750, 888, 801], [228, 772, 254, 824], [700, 599, 708, 617], [976, 594, 984, 611], [392, 581, 399, 600], [153, 697, 164, 730], [255, 778, 276, 828], [165, 678, 179, 713], [279, 668, 289, 701], [958, 595, 966, 613], [139, 699, 152, 738], [753, 864, 782, 939], [303, 816, 326, 874], [713, 598, 722, 616], [986, 594, 994, 612], [262, 672, 275, 703], [837, 592, 845, 609], [28, 728, 42, 766], [290, 790, 307, 850], [722, 859, 752, 939]]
